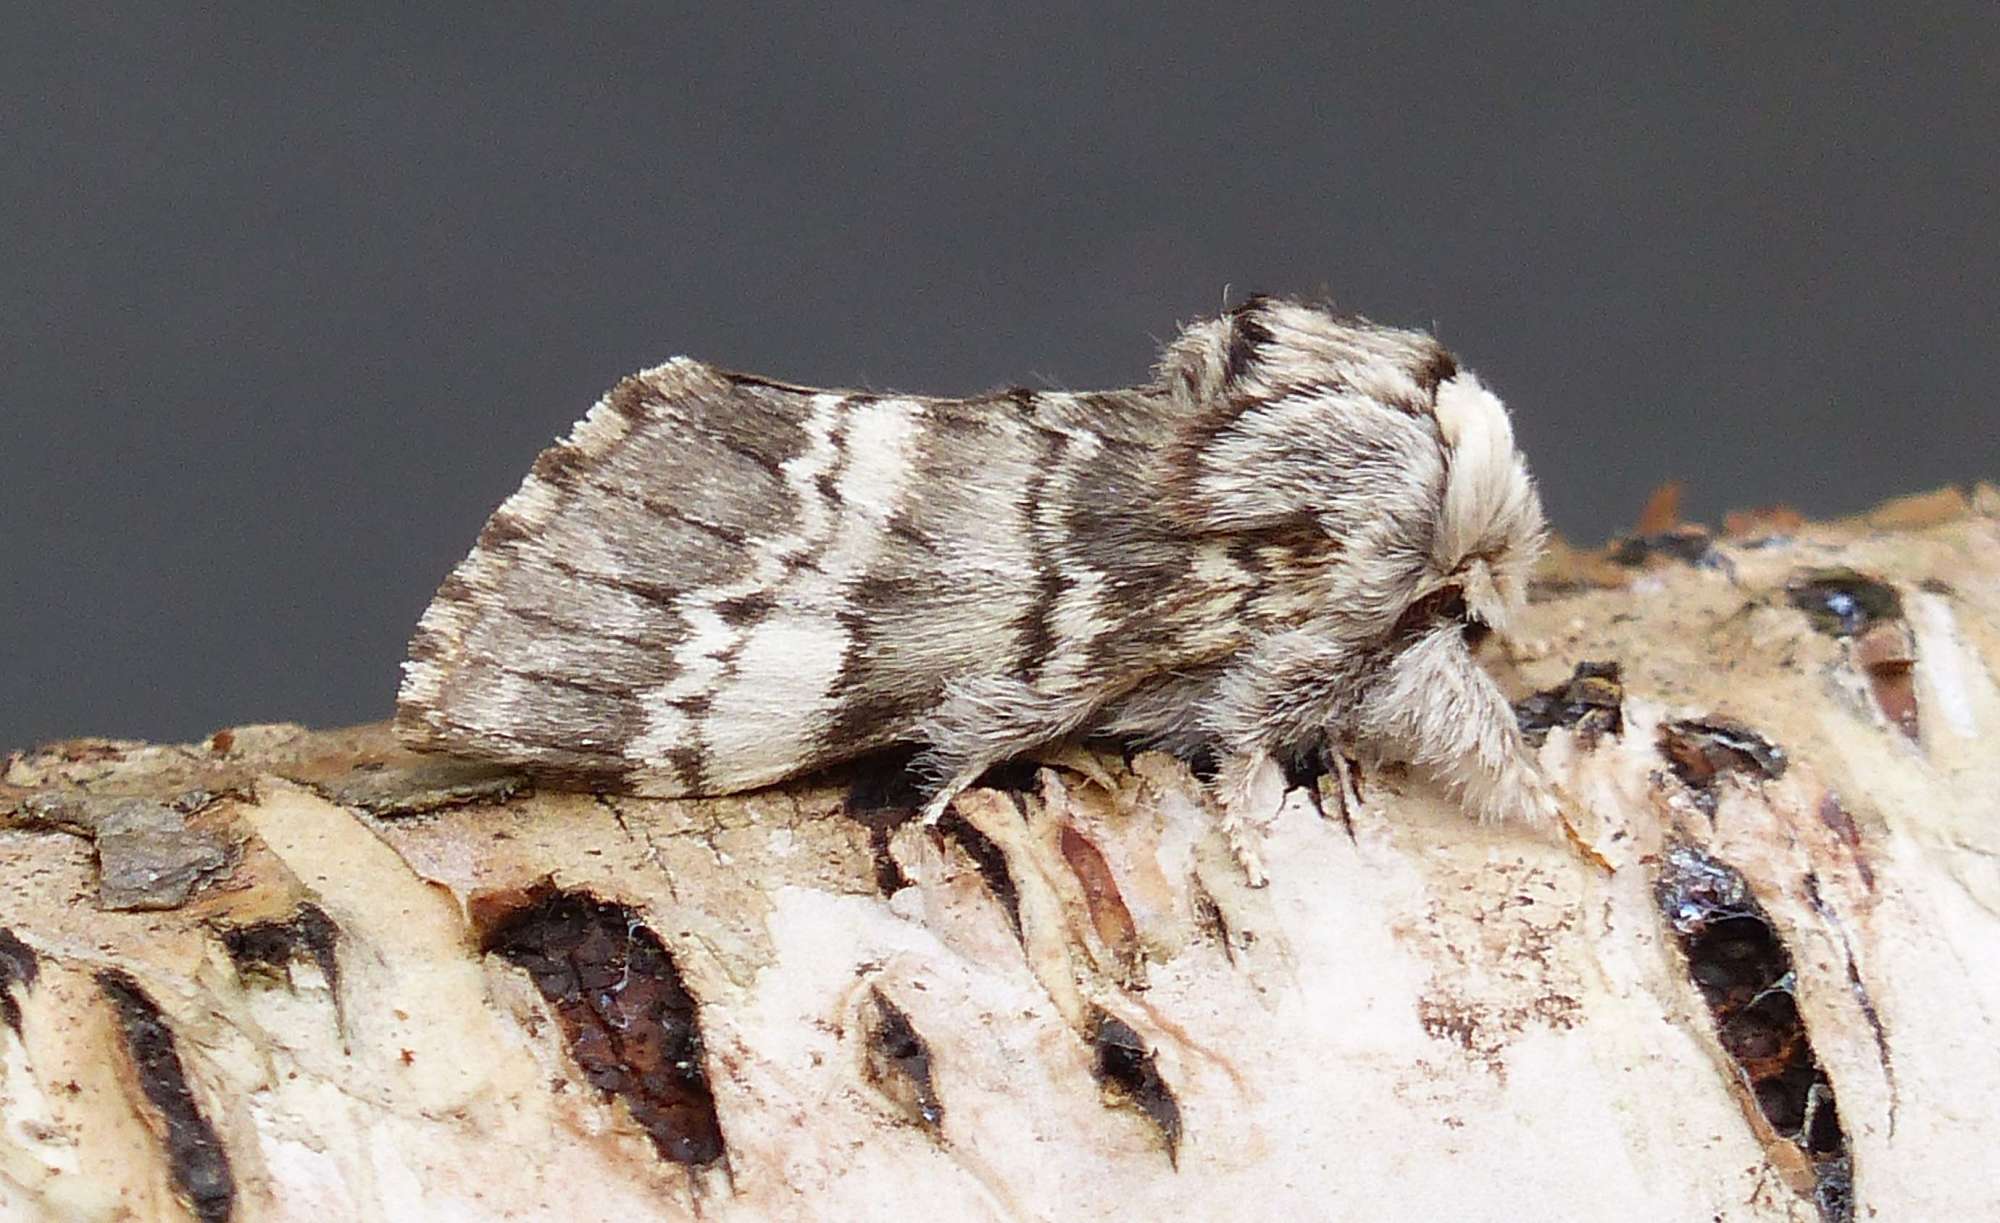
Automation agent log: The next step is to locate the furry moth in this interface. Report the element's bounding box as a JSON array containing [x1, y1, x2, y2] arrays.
[[397, 296, 1557, 867]]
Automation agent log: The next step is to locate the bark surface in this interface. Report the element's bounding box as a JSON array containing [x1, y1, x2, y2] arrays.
[[3, 485, 1997, 1222]]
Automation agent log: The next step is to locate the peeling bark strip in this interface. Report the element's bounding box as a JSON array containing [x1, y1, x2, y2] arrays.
[[1514, 659, 1625, 746], [17, 792, 233, 911], [1655, 846, 1851, 1223], [1090, 1011, 1182, 1163], [1849, 621, 1920, 740], [1802, 872, 1894, 1108], [0, 926, 38, 1035], [479, 889, 725, 1166], [936, 807, 1023, 938], [96, 970, 237, 1223], [859, 988, 943, 1135], [1060, 825, 1142, 973]]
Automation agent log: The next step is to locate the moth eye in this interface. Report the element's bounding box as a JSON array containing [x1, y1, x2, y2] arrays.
[[1390, 583, 1471, 644], [1461, 615, 1493, 649]]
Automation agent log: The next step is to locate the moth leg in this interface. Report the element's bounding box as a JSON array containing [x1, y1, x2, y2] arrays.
[[1350, 628, 1561, 828], [1213, 625, 1558, 833], [1338, 752, 1365, 809], [915, 676, 1101, 825], [1319, 751, 1365, 841], [1210, 749, 1287, 888]]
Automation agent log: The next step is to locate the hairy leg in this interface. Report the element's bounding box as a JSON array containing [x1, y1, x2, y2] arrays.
[[1321, 750, 1364, 841], [1207, 623, 1556, 849], [1210, 748, 1287, 886], [1196, 630, 1374, 884], [1349, 627, 1559, 826]]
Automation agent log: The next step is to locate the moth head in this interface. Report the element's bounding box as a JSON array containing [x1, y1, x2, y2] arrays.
[[1425, 369, 1546, 635]]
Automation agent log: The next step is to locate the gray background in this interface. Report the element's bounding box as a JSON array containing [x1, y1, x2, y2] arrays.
[[4, 5, 1996, 750]]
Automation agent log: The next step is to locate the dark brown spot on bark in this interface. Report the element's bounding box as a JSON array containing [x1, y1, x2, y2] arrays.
[[1814, 794, 1874, 892], [860, 988, 943, 1135], [1658, 718, 1787, 814], [1526, 576, 1601, 602], [221, 904, 342, 1019], [480, 888, 725, 1166], [1611, 525, 1716, 567], [1191, 883, 1237, 963], [1787, 569, 1902, 637], [1656, 846, 1850, 1222], [0, 927, 39, 1035], [97, 970, 236, 1223], [1850, 619, 1920, 740], [1090, 1010, 1181, 1163], [1515, 660, 1625, 747]]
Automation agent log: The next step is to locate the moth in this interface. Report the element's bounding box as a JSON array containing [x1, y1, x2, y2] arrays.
[[398, 296, 1557, 876]]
